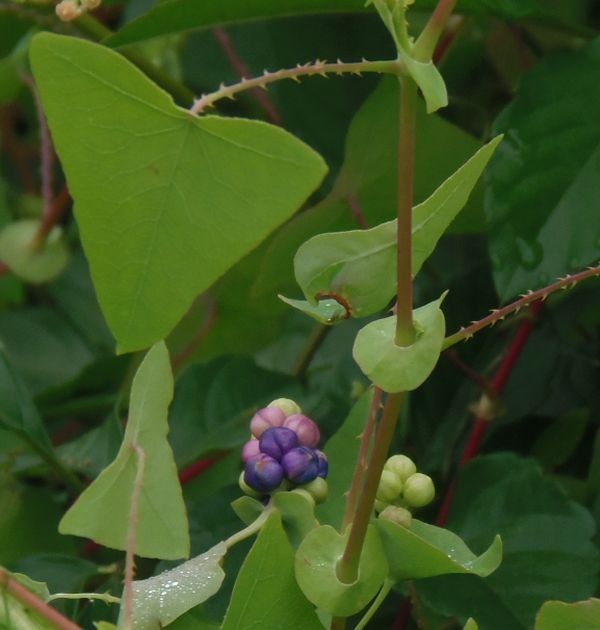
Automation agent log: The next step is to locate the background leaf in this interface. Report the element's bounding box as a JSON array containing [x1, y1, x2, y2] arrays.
[[31, 33, 327, 352], [535, 598, 600, 630], [59, 342, 190, 560], [486, 38, 600, 300]]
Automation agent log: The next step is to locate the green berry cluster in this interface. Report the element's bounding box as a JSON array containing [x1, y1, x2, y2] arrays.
[[375, 455, 435, 526]]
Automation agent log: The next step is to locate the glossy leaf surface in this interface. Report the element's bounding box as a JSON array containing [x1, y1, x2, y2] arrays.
[[487, 39, 600, 300], [30, 33, 327, 352], [377, 518, 502, 580], [353, 295, 446, 392], [295, 524, 388, 616], [222, 512, 321, 630], [123, 542, 227, 629], [293, 138, 501, 317], [59, 342, 190, 559]]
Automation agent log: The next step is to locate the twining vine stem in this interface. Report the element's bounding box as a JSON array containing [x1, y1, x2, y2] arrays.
[[443, 264, 600, 349], [190, 59, 404, 115]]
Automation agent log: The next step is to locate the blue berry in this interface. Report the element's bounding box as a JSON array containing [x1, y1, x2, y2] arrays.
[[314, 449, 329, 478], [281, 447, 319, 484], [244, 453, 284, 493], [259, 427, 299, 460]]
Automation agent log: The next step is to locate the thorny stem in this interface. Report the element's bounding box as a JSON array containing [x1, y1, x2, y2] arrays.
[[123, 445, 146, 630], [443, 265, 600, 349], [0, 569, 81, 630], [190, 58, 404, 115], [414, 0, 460, 60], [341, 388, 383, 530], [336, 393, 404, 584], [395, 76, 418, 346], [212, 27, 282, 125]]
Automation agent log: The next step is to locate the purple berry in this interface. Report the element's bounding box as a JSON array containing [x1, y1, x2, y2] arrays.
[[283, 414, 321, 448], [259, 427, 299, 460], [244, 453, 284, 493], [242, 439, 260, 463], [250, 407, 286, 438], [281, 447, 319, 484], [315, 449, 329, 478]]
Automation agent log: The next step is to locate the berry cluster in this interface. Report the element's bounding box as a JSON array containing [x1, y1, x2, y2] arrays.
[[240, 399, 328, 503], [375, 454, 435, 527]]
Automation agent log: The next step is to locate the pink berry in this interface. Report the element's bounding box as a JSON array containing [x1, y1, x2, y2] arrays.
[[250, 406, 286, 438], [283, 414, 320, 447], [242, 439, 260, 462]]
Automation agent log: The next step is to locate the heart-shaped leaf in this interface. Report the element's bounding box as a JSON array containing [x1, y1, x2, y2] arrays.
[[377, 518, 502, 581], [352, 294, 446, 392], [293, 137, 501, 318], [30, 33, 327, 353], [59, 342, 190, 560], [295, 524, 388, 616], [535, 598, 600, 630], [0, 220, 68, 284], [122, 541, 227, 629]]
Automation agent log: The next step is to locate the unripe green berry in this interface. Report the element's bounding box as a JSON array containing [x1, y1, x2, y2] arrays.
[[300, 477, 328, 504], [238, 471, 261, 498], [384, 454, 417, 482], [379, 505, 413, 528], [402, 473, 435, 508], [374, 499, 387, 513], [291, 488, 315, 508], [268, 398, 301, 417], [376, 469, 403, 503]]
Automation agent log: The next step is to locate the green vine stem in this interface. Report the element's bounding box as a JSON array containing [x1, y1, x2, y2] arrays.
[[224, 505, 273, 549], [190, 59, 404, 115], [414, 0, 459, 60], [443, 264, 600, 349], [47, 592, 121, 605], [355, 579, 395, 630]]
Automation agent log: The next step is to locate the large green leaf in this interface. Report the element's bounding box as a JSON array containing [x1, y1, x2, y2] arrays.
[[353, 294, 446, 393], [417, 454, 600, 628], [535, 598, 600, 630], [59, 342, 190, 560], [106, 0, 545, 48], [122, 542, 227, 629], [30, 33, 327, 353], [487, 38, 600, 300], [377, 519, 502, 581], [222, 512, 321, 630], [292, 137, 501, 318]]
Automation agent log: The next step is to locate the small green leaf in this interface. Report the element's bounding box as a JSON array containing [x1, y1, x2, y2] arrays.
[[222, 512, 321, 630], [316, 391, 374, 528], [464, 619, 479, 630], [122, 542, 227, 629], [353, 295, 446, 393], [273, 492, 318, 549], [535, 598, 600, 630], [59, 342, 190, 560], [278, 295, 348, 325], [295, 524, 388, 616], [0, 220, 68, 284], [231, 496, 264, 527], [402, 56, 447, 113], [293, 137, 501, 318], [30, 33, 327, 353], [377, 518, 502, 581]]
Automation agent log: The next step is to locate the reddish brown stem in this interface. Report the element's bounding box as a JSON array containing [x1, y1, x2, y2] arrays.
[[171, 300, 218, 372], [436, 301, 543, 526], [178, 453, 224, 485], [0, 569, 81, 630], [32, 186, 71, 250], [212, 27, 283, 125]]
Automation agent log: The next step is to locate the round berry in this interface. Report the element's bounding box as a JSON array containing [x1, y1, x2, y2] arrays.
[[238, 471, 261, 498], [55, 0, 81, 21], [379, 505, 412, 528], [244, 454, 284, 493], [376, 470, 403, 503], [259, 427, 299, 460], [281, 447, 319, 484], [267, 398, 301, 417], [403, 473, 435, 508], [314, 449, 329, 478], [384, 454, 417, 482], [299, 477, 328, 504], [241, 439, 261, 462], [283, 414, 320, 447], [250, 406, 286, 438]]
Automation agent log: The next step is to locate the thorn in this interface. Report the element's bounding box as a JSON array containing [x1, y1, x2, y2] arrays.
[[337, 58, 343, 64], [290, 75, 301, 83]]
